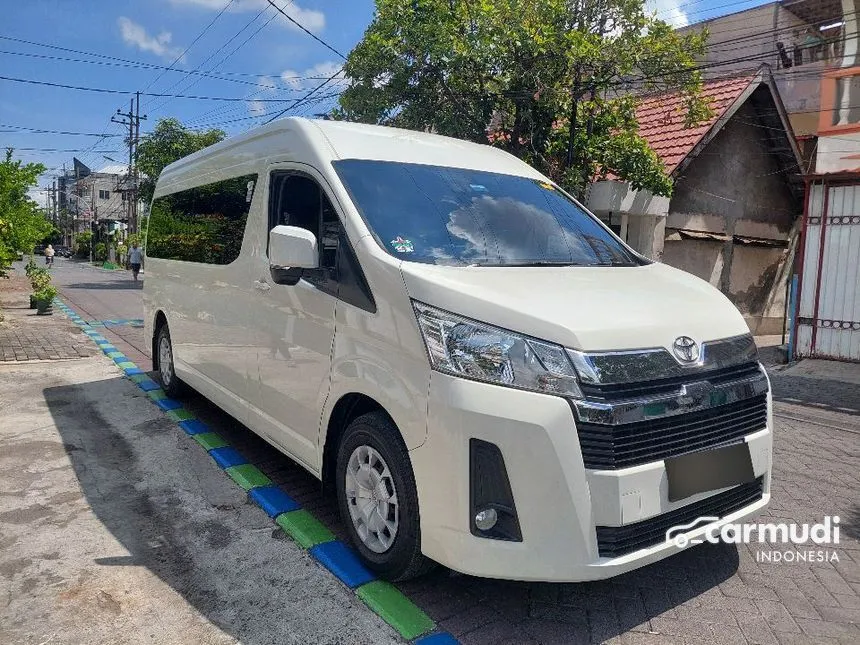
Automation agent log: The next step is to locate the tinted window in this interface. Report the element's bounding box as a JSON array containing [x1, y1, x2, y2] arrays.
[[333, 160, 641, 267], [268, 171, 375, 312], [147, 174, 257, 264]]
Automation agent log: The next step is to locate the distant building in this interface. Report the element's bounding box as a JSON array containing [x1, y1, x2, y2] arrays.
[[587, 68, 802, 336]]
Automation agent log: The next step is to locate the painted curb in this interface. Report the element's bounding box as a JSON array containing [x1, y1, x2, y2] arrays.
[[53, 297, 453, 644]]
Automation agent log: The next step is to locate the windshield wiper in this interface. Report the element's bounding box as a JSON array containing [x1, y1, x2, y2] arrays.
[[495, 261, 586, 267]]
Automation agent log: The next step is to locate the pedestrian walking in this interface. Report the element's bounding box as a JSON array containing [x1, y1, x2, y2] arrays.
[[129, 242, 143, 282], [44, 244, 55, 267]]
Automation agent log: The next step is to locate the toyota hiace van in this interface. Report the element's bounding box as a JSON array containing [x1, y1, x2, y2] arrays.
[[144, 117, 772, 581]]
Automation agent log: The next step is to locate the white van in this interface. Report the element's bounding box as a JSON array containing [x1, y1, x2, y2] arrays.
[[143, 117, 772, 582]]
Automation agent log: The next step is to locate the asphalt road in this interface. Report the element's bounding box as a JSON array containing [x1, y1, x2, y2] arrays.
[[18, 258, 860, 644], [45, 258, 151, 370]]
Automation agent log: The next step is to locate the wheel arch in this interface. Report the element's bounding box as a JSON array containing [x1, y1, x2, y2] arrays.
[[321, 393, 396, 488]]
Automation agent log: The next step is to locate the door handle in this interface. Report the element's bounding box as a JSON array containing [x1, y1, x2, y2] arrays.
[[253, 279, 271, 292]]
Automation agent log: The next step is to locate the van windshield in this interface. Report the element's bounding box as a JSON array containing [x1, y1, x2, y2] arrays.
[[332, 159, 642, 267]]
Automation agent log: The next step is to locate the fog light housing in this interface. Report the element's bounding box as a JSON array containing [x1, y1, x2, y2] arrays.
[[470, 439, 522, 541], [475, 508, 498, 531]]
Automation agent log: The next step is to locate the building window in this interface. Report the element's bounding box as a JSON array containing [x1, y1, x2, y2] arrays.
[[99, 190, 110, 200], [147, 174, 257, 265], [121, 192, 127, 202]]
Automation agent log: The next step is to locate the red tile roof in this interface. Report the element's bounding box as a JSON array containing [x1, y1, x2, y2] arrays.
[[635, 74, 755, 175]]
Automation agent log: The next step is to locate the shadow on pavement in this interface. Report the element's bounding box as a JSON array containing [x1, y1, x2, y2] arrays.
[[62, 281, 143, 291], [174, 385, 742, 643], [42, 377, 390, 644], [770, 374, 860, 417]]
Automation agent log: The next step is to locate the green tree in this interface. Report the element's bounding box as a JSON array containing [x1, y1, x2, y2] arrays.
[[0, 149, 51, 276], [337, 0, 709, 197], [136, 118, 226, 204]]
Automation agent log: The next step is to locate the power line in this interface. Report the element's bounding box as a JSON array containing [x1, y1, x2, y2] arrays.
[[265, 0, 346, 60], [144, 0, 277, 114], [264, 69, 346, 124], [9, 147, 120, 153], [0, 124, 122, 137], [154, 2, 290, 121], [0, 75, 321, 101], [0, 35, 334, 82], [142, 0, 236, 92]]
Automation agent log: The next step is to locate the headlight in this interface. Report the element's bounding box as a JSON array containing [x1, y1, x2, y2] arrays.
[[413, 301, 582, 398]]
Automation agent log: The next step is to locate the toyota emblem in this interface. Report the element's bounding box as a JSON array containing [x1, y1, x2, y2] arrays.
[[672, 336, 700, 363]]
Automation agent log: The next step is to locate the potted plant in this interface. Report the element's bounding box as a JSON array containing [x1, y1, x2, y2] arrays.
[[29, 268, 50, 309], [34, 285, 57, 315]]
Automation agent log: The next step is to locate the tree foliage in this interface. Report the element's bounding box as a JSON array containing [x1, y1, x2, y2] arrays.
[[136, 118, 226, 205], [337, 0, 709, 197], [0, 149, 51, 277]]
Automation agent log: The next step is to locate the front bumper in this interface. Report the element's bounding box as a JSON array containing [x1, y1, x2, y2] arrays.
[[410, 372, 772, 582]]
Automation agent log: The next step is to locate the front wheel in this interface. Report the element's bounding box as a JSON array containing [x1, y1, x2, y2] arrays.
[[336, 412, 434, 581], [156, 324, 185, 397]]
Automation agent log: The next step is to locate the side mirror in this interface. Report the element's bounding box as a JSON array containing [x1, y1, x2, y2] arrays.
[[269, 225, 318, 269]]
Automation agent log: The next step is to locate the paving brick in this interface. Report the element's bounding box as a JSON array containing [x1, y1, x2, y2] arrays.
[[796, 617, 860, 639], [813, 604, 860, 624], [755, 599, 801, 634], [735, 612, 780, 645]]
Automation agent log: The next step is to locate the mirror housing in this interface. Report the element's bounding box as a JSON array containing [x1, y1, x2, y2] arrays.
[[269, 226, 319, 285], [269, 225, 318, 269]]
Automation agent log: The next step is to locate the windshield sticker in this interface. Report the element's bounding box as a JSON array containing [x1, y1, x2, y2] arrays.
[[470, 184, 488, 192], [536, 180, 555, 191], [390, 236, 414, 253], [246, 180, 256, 203]]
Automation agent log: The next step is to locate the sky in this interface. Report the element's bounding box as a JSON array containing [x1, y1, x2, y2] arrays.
[[0, 0, 775, 205]]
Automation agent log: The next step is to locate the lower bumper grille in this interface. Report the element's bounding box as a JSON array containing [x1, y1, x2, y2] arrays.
[[596, 476, 765, 558], [577, 394, 768, 469]]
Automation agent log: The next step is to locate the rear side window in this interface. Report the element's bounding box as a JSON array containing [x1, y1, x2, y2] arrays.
[[147, 174, 257, 264]]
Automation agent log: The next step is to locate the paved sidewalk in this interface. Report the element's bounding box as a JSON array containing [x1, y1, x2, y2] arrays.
[[0, 354, 399, 644], [0, 274, 95, 362]]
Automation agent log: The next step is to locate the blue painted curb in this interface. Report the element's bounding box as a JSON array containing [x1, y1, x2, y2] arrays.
[[414, 634, 460, 645], [154, 398, 182, 411], [124, 367, 144, 376], [137, 379, 160, 392], [248, 485, 300, 518], [209, 446, 248, 469], [112, 355, 129, 364], [179, 419, 210, 435], [309, 541, 376, 589]]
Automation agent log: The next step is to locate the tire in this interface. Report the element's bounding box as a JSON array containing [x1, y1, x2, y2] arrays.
[[155, 324, 185, 398], [335, 411, 435, 581]]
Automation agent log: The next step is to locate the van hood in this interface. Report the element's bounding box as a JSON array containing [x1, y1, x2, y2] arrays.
[[399, 262, 749, 352]]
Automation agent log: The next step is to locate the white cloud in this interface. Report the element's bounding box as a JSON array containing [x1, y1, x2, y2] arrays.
[[117, 17, 185, 61], [169, 0, 325, 33], [280, 61, 346, 91], [648, 0, 689, 28]]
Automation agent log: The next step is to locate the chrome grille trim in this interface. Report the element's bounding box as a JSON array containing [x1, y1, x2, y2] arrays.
[[568, 334, 758, 385], [572, 368, 768, 426]]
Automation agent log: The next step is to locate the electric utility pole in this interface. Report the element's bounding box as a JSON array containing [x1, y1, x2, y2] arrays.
[[112, 92, 147, 235]]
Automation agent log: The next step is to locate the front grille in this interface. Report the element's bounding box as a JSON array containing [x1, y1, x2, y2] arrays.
[[577, 394, 768, 469], [580, 362, 762, 402], [596, 476, 764, 558]]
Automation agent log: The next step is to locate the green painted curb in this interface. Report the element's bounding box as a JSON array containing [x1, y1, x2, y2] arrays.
[[128, 373, 149, 384], [275, 510, 335, 549], [356, 581, 435, 640], [167, 408, 194, 422], [116, 361, 136, 369], [106, 351, 124, 359], [225, 464, 272, 490], [147, 389, 168, 401], [193, 432, 229, 450]]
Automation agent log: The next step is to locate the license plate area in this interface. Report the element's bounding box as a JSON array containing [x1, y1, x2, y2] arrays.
[[665, 442, 755, 503]]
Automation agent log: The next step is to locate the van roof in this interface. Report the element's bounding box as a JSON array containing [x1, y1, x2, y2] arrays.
[[158, 117, 542, 182]]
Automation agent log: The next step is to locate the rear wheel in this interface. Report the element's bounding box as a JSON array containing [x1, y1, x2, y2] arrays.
[[336, 411, 434, 581], [156, 324, 184, 397]]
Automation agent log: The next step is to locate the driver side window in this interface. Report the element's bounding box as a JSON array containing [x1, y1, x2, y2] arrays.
[[267, 171, 374, 312]]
